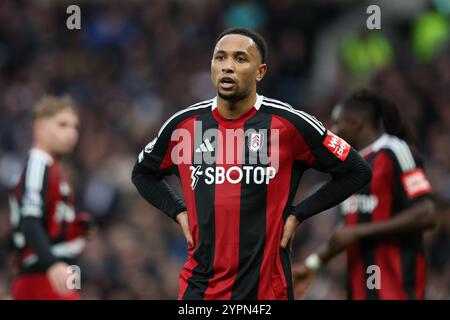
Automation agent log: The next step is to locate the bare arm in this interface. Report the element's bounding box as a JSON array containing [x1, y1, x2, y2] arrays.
[[318, 198, 436, 265]]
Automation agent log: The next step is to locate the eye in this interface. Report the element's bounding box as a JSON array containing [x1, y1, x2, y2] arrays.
[[236, 56, 246, 63], [215, 55, 224, 61]]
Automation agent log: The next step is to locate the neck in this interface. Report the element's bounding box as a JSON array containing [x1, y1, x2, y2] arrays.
[[216, 91, 257, 120], [355, 128, 383, 151], [32, 142, 55, 160]]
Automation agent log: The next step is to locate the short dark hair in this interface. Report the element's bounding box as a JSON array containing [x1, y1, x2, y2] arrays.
[[215, 27, 268, 63]]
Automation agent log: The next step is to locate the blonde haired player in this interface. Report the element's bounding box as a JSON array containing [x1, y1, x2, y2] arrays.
[[9, 95, 94, 300]]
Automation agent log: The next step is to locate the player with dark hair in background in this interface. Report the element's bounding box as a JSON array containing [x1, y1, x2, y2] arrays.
[[132, 28, 371, 300], [9, 95, 94, 300], [293, 89, 436, 300]]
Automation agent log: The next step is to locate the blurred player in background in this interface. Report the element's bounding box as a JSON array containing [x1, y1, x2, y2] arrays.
[[293, 89, 436, 300], [9, 95, 94, 300], [132, 28, 371, 300]]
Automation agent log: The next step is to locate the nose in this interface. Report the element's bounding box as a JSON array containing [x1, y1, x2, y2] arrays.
[[222, 58, 234, 73]]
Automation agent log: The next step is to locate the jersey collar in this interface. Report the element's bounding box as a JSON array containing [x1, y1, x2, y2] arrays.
[[211, 93, 263, 111], [359, 134, 389, 158], [30, 148, 54, 164]]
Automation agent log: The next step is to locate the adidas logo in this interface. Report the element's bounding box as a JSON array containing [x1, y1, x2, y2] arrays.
[[195, 138, 214, 153]]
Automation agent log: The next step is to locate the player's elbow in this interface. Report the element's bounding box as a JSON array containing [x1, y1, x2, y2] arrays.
[[409, 198, 437, 231], [131, 162, 145, 187], [131, 165, 139, 186]]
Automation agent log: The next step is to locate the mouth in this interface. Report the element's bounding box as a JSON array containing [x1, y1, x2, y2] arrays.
[[219, 76, 236, 90]]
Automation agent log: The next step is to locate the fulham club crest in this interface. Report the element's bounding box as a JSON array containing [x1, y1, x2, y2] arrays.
[[249, 132, 263, 152]]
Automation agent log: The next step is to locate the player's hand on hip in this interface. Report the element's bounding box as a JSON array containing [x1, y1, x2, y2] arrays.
[[176, 211, 194, 249], [47, 261, 71, 296], [292, 263, 316, 299], [281, 214, 301, 252]]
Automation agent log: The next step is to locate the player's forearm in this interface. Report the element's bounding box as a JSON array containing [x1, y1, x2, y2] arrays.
[[292, 151, 372, 222], [301, 240, 339, 272], [306, 198, 436, 271], [316, 240, 338, 265], [20, 217, 59, 270], [132, 162, 186, 222], [352, 198, 436, 240], [302, 236, 344, 272]]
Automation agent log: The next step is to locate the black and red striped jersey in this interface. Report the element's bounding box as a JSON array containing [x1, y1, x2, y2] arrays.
[[136, 94, 358, 300], [9, 149, 86, 274], [340, 134, 433, 300]]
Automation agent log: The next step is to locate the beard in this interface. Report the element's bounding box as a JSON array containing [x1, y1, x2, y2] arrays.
[[217, 86, 250, 103]]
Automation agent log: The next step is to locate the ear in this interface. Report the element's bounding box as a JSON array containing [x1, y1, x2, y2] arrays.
[[256, 64, 267, 82]]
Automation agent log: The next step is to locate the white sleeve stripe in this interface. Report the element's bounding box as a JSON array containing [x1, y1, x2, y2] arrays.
[[395, 140, 415, 171], [25, 157, 46, 192], [25, 159, 35, 190], [388, 139, 407, 171], [387, 138, 416, 172], [262, 96, 292, 107], [188, 98, 215, 109], [157, 102, 213, 137], [400, 140, 416, 168], [22, 156, 46, 218], [261, 101, 325, 134], [262, 97, 326, 132], [298, 110, 326, 132], [21, 206, 42, 217]]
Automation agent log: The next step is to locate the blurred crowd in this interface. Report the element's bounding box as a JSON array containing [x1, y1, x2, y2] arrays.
[[0, 0, 449, 299]]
